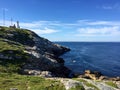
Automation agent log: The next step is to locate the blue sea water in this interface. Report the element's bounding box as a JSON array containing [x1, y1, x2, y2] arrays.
[[56, 42, 120, 77]]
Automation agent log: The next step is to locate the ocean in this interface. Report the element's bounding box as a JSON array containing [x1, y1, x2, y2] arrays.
[[56, 42, 120, 77]]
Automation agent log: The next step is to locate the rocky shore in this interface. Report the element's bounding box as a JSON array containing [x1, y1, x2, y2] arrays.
[[46, 70, 120, 90], [0, 26, 120, 90], [0, 26, 71, 77], [77, 70, 120, 81]]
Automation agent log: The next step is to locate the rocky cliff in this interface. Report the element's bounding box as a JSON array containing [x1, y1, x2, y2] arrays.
[[0, 26, 71, 77], [0, 26, 120, 90]]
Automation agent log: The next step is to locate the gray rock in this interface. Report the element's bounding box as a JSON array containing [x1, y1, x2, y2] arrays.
[[24, 69, 53, 77], [60, 79, 84, 90]]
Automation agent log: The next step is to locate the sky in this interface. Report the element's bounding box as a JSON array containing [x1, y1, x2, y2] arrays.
[[0, 0, 120, 41]]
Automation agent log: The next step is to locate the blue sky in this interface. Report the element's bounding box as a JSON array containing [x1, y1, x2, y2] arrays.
[[0, 0, 120, 41]]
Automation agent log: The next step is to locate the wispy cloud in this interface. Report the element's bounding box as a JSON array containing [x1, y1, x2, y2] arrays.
[[74, 20, 120, 37], [102, 6, 113, 10], [76, 26, 120, 36], [86, 21, 120, 26], [102, 3, 120, 10], [1, 19, 120, 28], [31, 27, 59, 35], [1, 19, 120, 37], [0, 20, 59, 35], [20, 21, 60, 34]]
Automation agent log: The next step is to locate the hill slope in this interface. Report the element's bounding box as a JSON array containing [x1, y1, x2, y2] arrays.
[[0, 26, 71, 77], [0, 26, 119, 90]]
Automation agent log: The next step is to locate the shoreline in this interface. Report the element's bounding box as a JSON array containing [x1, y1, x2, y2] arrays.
[[72, 70, 120, 81]]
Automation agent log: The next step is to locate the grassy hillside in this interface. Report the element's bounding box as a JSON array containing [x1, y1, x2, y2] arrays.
[[0, 26, 66, 90], [0, 73, 65, 90], [0, 26, 119, 90], [0, 26, 30, 73]]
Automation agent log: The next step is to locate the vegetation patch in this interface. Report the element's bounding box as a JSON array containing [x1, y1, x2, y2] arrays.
[[105, 81, 118, 88], [0, 40, 29, 73], [85, 82, 99, 90], [0, 39, 24, 52], [0, 58, 26, 73], [0, 26, 66, 90], [0, 27, 32, 73], [0, 73, 65, 90], [73, 78, 87, 83], [0, 26, 35, 46], [73, 78, 99, 90], [69, 84, 85, 90]]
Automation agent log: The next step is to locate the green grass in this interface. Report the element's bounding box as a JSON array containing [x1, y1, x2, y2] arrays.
[[0, 26, 32, 35], [0, 58, 26, 73], [0, 39, 29, 73], [0, 26, 34, 46], [0, 39, 24, 52], [70, 85, 85, 90], [85, 82, 99, 90], [0, 73, 65, 90], [105, 81, 118, 88], [73, 78, 99, 90], [0, 28, 31, 73], [0, 26, 66, 90], [73, 78, 87, 83]]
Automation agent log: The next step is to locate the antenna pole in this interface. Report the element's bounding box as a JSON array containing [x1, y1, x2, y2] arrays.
[[3, 8, 5, 26]]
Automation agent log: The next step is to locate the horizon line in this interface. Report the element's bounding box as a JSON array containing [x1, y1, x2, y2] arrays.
[[53, 41, 120, 42]]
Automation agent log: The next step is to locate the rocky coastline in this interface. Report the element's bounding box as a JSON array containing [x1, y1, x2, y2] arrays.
[[76, 70, 120, 81], [0, 26, 120, 90], [0, 26, 71, 77]]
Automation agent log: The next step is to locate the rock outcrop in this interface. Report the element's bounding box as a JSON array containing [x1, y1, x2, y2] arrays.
[[78, 70, 120, 81], [0, 26, 120, 90], [47, 77, 120, 90], [0, 26, 71, 77]]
